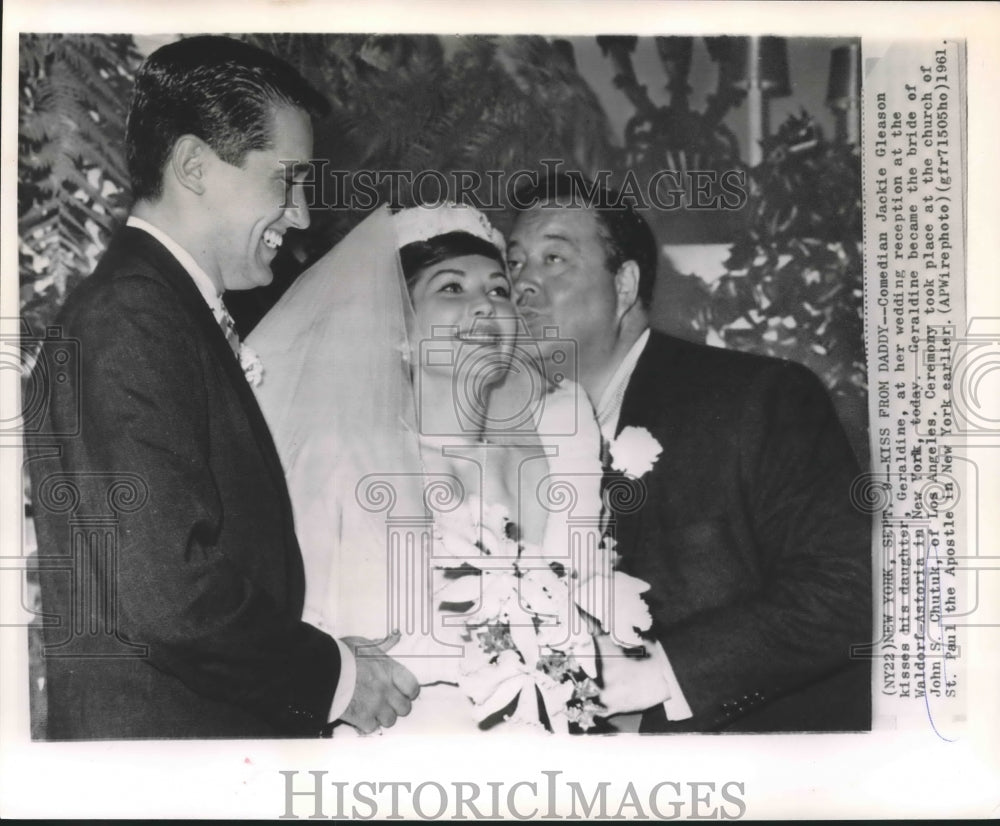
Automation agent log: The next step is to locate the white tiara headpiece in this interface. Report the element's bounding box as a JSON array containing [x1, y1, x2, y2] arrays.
[[393, 202, 505, 253]]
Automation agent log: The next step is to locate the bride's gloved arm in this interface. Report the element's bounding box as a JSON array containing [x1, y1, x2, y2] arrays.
[[593, 633, 691, 718], [648, 640, 694, 720]]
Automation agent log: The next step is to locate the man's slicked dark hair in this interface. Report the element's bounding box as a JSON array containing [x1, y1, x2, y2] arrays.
[[511, 171, 658, 309], [126, 35, 330, 202]]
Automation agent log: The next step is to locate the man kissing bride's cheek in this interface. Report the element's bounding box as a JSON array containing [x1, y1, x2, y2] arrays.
[[250, 202, 662, 734], [249, 177, 871, 735]]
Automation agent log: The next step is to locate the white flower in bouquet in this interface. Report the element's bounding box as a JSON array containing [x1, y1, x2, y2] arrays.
[[460, 648, 532, 710], [608, 426, 662, 478], [424, 485, 657, 732], [573, 538, 653, 651]]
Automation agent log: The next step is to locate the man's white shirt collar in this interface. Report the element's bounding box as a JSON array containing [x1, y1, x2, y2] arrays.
[[595, 327, 651, 442], [126, 216, 223, 314]]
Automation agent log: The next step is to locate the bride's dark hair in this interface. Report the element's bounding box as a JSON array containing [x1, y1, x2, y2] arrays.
[[399, 231, 506, 288]]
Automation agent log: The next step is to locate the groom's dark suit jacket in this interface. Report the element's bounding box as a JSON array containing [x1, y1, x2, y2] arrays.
[[610, 331, 872, 732], [28, 227, 341, 739]]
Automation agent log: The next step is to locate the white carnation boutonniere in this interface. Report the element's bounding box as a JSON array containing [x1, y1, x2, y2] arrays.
[[608, 426, 662, 478], [239, 345, 264, 388]]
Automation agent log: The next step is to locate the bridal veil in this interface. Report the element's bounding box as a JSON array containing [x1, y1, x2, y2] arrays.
[[248, 207, 425, 642]]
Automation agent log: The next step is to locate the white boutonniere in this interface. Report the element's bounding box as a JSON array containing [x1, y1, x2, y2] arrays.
[[239, 345, 264, 388], [608, 426, 662, 478]]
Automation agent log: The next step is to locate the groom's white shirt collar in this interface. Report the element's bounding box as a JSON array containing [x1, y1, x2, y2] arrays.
[[126, 216, 224, 313], [125, 215, 358, 723], [595, 327, 651, 443]]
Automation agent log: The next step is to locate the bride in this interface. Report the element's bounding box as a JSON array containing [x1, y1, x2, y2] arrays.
[[247, 204, 652, 734]]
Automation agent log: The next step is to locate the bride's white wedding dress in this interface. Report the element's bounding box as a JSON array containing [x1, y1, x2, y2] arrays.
[[247, 207, 647, 734]]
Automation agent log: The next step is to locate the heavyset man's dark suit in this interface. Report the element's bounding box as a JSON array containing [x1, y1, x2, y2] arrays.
[[610, 331, 872, 732], [28, 228, 341, 739]]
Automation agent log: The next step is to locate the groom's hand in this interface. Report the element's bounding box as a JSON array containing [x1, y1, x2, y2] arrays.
[[339, 632, 420, 734], [593, 633, 671, 716]]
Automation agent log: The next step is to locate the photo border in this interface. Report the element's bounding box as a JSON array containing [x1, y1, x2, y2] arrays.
[[2, 1, 998, 819]]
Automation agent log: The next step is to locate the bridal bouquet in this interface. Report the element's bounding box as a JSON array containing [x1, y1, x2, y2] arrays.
[[430, 497, 653, 732]]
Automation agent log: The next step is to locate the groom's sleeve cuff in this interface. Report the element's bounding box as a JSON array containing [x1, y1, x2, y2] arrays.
[[650, 640, 694, 721], [328, 639, 357, 723]]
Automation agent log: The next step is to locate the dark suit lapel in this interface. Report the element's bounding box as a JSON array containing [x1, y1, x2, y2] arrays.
[[616, 331, 673, 435], [611, 332, 681, 562], [122, 228, 290, 491]]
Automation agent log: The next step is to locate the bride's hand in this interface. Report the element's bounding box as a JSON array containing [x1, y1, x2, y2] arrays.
[[593, 633, 671, 716], [339, 631, 421, 734]]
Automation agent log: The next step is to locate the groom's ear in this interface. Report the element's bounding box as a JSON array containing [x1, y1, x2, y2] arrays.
[[168, 135, 209, 196], [613, 260, 641, 321]]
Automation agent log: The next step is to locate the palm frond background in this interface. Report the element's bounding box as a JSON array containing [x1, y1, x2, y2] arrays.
[[18, 34, 141, 334]]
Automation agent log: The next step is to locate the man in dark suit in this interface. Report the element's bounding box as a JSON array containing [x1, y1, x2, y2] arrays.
[[27, 36, 418, 739], [507, 175, 872, 732]]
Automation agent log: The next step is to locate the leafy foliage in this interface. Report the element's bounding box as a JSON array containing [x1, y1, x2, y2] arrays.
[[244, 34, 613, 216], [669, 113, 868, 460], [19, 34, 141, 334], [710, 115, 863, 392]]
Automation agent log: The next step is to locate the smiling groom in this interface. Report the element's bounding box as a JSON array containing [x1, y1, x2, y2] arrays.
[[29, 36, 418, 739]]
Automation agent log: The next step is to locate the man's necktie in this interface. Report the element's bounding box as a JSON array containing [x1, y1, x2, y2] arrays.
[[599, 432, 613, 470], [599, 433, 615, 535], [215, 304, 240, 357]]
